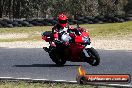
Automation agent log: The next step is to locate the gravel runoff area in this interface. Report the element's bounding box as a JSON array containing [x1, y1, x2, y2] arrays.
[[0, 38, 132, 50], [0, 33, 28, 39], [0, 33, 132, 50]]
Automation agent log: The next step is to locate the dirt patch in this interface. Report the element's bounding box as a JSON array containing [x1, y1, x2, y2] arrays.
[[0, 33, 28, 39], [91, 38, 132, 50]]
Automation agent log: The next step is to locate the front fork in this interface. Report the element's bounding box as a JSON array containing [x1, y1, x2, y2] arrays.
[[82, 45, 92, 58]]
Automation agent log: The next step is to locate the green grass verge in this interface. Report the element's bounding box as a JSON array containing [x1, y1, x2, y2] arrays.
[[88, 21, 132, 38], [0, 36, 40, 42], [0, 26, 52, 34], [0, 21, 132, 42], [0, 81, 114, 88]]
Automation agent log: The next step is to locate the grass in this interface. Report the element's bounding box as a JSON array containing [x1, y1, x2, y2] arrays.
[[0, 26, 52, 34], [0, 36, 41, 42], [87, 21, 132, 38], [0, 81, 114, 88], [0, 21, 132, 42]]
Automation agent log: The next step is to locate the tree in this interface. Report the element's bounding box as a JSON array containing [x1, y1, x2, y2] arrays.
[[124, 0, 132, 14], [0, 0, 130, 19], [0, 0, 3, 18]]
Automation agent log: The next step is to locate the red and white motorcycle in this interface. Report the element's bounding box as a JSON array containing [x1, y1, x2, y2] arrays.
[[42, 24, 100, 66]]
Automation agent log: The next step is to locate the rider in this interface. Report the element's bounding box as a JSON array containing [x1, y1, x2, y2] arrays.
[[51, 14, 90, 46], [50, 14, 90, 58], [51, 14, 74, 47]]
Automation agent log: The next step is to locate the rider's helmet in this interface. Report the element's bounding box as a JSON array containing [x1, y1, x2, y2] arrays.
[[58, 14, 68, 28]]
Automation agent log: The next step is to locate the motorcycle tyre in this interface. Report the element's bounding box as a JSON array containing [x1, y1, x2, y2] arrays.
[[49, 49, 66, 66], [86, 47, 100, 66]]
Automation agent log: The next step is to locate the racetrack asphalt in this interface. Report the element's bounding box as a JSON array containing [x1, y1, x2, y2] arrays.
[[0, 48, 132, 85]]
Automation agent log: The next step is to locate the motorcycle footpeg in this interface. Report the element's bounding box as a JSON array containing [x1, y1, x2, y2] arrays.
[[43, 47, 49, 52]]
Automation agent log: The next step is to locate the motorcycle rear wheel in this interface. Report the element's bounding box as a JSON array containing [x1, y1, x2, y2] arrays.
[[86, 47, 100, 66], [49, 49, 66, 66]]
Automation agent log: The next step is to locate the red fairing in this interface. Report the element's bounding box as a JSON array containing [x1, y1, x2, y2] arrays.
[[81, 31, 89, 37], [42, 36, 45, 40], [78, 28, 89, 37], [42, 36, 50, 42], [75, 31, 89, 43], [75, 36, 83, 43], [69, 43, 85, 61]]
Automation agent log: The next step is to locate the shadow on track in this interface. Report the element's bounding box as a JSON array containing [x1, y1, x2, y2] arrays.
[[14, 64, 80, 67]]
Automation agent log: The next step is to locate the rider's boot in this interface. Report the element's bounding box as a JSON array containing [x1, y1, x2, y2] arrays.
[[43, 47, 49, 52]]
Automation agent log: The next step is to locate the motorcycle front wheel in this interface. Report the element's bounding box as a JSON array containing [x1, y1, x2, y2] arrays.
[[49, 49, 66, 66], [86, 47, 100, 66]]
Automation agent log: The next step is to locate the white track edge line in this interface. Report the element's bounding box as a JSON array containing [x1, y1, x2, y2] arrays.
[[0, 77, 131, 87]]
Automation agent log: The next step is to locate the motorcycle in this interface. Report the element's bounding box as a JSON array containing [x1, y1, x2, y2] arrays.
[[42, 24, 100, 66]]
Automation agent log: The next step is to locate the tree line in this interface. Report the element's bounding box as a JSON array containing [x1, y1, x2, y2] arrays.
[[0, 0, 131, 19]]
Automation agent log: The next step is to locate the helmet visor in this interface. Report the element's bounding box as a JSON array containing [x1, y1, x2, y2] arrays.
[[59, 20, 67, 24]]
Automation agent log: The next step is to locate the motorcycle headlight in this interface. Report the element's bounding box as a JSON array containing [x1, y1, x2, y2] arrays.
[[82, 36, 90, 44]]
